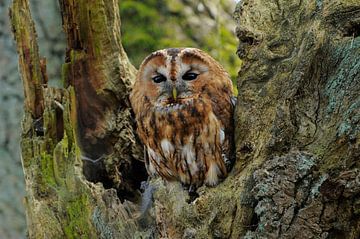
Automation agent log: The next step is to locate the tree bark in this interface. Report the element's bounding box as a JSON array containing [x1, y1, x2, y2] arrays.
[[10, 0, 360, 239], [10, 0, 143, 238]]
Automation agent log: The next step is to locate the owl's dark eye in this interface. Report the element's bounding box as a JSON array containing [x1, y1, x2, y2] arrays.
[[152, 74, 167, 83], [182, 72, 198, 81]]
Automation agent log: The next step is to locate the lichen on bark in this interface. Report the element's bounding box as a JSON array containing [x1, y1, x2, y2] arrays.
[[10, 0, 145, 238], [150, 0, 360, 238]]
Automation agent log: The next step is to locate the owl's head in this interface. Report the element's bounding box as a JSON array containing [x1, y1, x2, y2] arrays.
[[130, 48, 233, 115]]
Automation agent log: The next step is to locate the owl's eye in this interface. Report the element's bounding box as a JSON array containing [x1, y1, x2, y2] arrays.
[[182, 72, 198, 81], [152, 74, 166, 83]]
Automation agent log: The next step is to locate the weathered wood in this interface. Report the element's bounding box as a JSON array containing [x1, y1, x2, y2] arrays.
[[232, 1, 360, 237], [10, 0, 45, 119], [150, 0, 360, 238], [10, 0, 144, 238], [58, 0, 144, 198]]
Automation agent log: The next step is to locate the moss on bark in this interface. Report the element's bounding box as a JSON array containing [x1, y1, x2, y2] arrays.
[[11, 0, 144, 238]]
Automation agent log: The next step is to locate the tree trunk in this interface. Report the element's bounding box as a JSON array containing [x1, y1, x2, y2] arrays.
[[10, 0, 143, 238], [10, 0, 359, 238]]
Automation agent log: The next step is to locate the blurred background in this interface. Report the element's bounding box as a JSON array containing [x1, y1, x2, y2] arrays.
[[0, 0, 239, 238]]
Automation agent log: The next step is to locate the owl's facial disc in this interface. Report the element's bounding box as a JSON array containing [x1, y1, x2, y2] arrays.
[[139, 48, 211, 112]]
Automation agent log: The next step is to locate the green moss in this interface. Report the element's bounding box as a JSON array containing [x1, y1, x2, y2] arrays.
[[39, 151, 57, 193], [64, 193, 96, 239], [62, 90, 75, 150], [61, 63, 70, 87], [52, 133, 74, 187], [82, 1, 111, 58], [63, 193, 94, 238], [20, 138, 34, 168]]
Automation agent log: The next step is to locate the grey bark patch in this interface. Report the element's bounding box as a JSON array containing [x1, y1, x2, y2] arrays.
[[247, 151, 360, 239]]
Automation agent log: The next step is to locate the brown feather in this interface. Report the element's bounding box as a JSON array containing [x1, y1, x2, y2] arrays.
[[130, 48, 235, 188]]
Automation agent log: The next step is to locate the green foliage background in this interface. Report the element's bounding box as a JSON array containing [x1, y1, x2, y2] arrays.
[[119, 0, 240, 93]]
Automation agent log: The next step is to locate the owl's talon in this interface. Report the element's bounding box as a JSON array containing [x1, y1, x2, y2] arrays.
[[188, 185, 197, 194], [187, 185, 199, 203], [181, 183, 189, 190]]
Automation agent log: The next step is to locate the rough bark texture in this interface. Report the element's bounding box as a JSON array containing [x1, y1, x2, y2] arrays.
[[233, 0, 360, 237], [1, 0, 65, 237], [10, 0, 144, 238], [1, 1, 65, 237], [58, 0, 144, 199], [143, 0, 360, 238], [10, 0, 360, 239]]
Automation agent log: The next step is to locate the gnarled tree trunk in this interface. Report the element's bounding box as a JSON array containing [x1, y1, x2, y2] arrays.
[[10, 0, 359, 238], [10, 0, 143, 238]]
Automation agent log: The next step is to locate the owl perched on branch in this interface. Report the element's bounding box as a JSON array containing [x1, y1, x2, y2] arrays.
[[130, 48, 235, 191]]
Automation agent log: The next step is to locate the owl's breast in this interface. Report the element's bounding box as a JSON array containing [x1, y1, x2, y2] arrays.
[[139, 99, 229, 187], [154, 100, 209, 139]]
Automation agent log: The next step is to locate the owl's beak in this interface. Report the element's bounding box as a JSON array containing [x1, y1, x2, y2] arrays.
[[172, 87, 177, 100]]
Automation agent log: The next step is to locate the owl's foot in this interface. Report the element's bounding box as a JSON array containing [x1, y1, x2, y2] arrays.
[[188, 185, 199, 201], [182, 184, 199, 203]]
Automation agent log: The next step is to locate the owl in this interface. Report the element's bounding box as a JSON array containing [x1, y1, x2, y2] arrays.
[[130, 48, 235, 190]]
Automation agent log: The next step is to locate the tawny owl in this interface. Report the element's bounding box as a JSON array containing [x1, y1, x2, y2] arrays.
[[130, 48, 235, 190]]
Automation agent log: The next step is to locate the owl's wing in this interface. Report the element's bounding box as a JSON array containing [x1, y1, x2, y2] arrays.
[[231, 96, 237, 107], [220, 127, 232, 170], [144, 145, 155, 177], [220, 95, 236, 171]]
